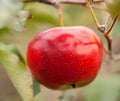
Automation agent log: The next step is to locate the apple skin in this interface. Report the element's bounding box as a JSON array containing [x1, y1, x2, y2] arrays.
[[27, 26, 103, 90]]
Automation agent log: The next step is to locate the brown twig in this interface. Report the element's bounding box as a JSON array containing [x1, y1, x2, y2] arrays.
[[86, 0, 100, 29], [20, 0, 104, 6], [104, 15, 119, 58], [105, 15, 119, 37], [59, 0, 104, 5]]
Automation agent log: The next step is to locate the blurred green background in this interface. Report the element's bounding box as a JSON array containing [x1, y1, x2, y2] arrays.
[[0, 0, 120, 101]]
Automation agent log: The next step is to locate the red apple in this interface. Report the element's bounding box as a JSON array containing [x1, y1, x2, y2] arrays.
[[27, 26, 102, 90]]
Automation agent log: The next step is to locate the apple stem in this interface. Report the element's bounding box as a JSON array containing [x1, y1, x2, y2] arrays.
[[54, 2, 64, 27]]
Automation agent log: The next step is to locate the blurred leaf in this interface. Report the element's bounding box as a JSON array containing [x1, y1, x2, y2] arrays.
[[0, 42, 33, 101], [24, 3, 71, 27], [32, 77, 40, 96], [59, 90, 73, 101], [113, 21, 120, 39], [85, 74, 120, 101], [0, 0, 23, 28], [24, 3, 59, 26], [10, 10, 32, 31], [7, 44, 26, 64], [0, 27, 11, 35], [105, 0, 120, 19]]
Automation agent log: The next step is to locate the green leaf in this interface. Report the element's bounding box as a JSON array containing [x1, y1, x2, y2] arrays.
[[0, 43, 33, 101], [32, 77, 40, 97], [25, 3, 59, 26], [11, 10, 32, 31], [7, 44, 26, 64], [105, 0, 120, 19], [59, 90, 73, 101], [24, 3, 71, 27]]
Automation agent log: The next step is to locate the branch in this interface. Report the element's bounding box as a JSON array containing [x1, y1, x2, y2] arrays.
[[20, 0, 104, 6], [60, 0, 104, 5]]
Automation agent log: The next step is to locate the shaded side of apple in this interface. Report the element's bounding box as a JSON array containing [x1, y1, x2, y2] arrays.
[[27, 26, 103, 90]]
